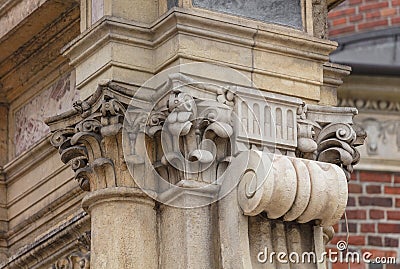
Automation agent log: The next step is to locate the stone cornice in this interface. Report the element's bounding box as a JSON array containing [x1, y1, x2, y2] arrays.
[[63, 8, 337, 69], [0, 211, 89, 269]]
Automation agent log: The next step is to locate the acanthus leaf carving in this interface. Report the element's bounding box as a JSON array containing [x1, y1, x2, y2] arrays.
[[47, 82, 131, 192], [296, 104, 366, 180]]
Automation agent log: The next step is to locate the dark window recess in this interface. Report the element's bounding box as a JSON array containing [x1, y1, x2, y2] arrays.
[[168, 0, 179, 9], [192, 0, 303, 29]]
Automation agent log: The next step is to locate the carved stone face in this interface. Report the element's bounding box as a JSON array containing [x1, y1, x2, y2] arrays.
[[361, 118, 382, 155]]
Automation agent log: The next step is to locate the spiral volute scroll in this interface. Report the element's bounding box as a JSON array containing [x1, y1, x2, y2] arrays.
[[234, 150, 348, 227]]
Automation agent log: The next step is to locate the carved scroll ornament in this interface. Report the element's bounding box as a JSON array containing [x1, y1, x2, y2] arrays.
[[231, 150, 347, 227], [46, 82, 131, 192], [296, 104, 366, 180]]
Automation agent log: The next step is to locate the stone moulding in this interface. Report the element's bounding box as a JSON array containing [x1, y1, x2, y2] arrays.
[[0, 212, 90, 269]]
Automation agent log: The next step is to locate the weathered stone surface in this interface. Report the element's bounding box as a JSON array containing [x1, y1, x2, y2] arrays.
[[193, 0, 303, 29], [14, 72, 78, 156]]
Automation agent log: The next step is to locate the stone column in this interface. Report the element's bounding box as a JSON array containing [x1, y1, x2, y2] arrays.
[[46, 84, 158, 269], [81, 188, 156, 269]]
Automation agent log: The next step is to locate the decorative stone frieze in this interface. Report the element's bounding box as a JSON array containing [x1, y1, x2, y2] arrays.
[[338, 96, 400, 172], [338, 98, 400, 113]]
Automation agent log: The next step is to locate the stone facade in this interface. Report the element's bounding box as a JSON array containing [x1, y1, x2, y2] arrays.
[[0, 0, 368, 268]]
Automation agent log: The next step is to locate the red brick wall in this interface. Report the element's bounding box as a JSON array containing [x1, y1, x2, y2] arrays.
[[327, 171, 400, 268], [328, 0, 400, 37]]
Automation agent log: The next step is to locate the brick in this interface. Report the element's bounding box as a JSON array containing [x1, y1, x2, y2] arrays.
[[370, 209, 385, 219], [359, 197, 393, 207], [366, 185, 381, 194], [349, 0, 362, 4], [384, 237, 399, 247], [359, 171, 392, 183], [387, 211, 400, 220], [333, 223, 339, 232], [358, 19, 389, 30], [329, 25, 355, 36], [394, 173, 400, 184], [347, 197, 356, 207], [392, 0, 400, 6], [378, 224, 400, 233], [331, 236, 346, 245], [332, 17, 348, 26], [341, 222, 357, 233], [368, 236, 382, 246], [381, 8, 397, 17], [365, 11, 381, 19], [332, 236, 365, 245], [385, 186, 400, 195], [346, 209, 367, 219], [349, 183, 362, 193], [359, 2, 389, 11], [349, 14, 363, 22], [349, 235, 365, 245], [361, 223, 375, 233], [396, 198, 400, 207], [362, 249, 397, 260], [393, 16, 400, 25], [369, 264, 384, 269], [328, 8, 356, 18], [350, 171, 358, 181]]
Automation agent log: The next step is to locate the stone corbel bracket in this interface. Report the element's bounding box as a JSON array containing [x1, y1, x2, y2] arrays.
[[230, 150, 347, 227]]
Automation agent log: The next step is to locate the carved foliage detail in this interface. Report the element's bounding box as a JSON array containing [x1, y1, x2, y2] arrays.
[[49, 83, 129, 192], [125, 89, 234, 188], [296, 104, 365, 180]]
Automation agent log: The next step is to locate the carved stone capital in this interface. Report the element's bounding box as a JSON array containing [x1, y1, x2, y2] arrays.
[[46, 81, 133, 192], [296, 104, 366, 179]]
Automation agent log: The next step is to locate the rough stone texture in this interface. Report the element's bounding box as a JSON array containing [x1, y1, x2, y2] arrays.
[[192, 0, 303, 29]]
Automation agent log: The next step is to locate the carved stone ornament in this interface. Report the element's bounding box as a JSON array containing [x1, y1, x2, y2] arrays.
[[296, 104, 366, 180], [52, 251, 90, 269], [51, 231, 90, 269], [46, 81, 133, 192], [357, 117, 400, 156], [46, 71, 365, 213]]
